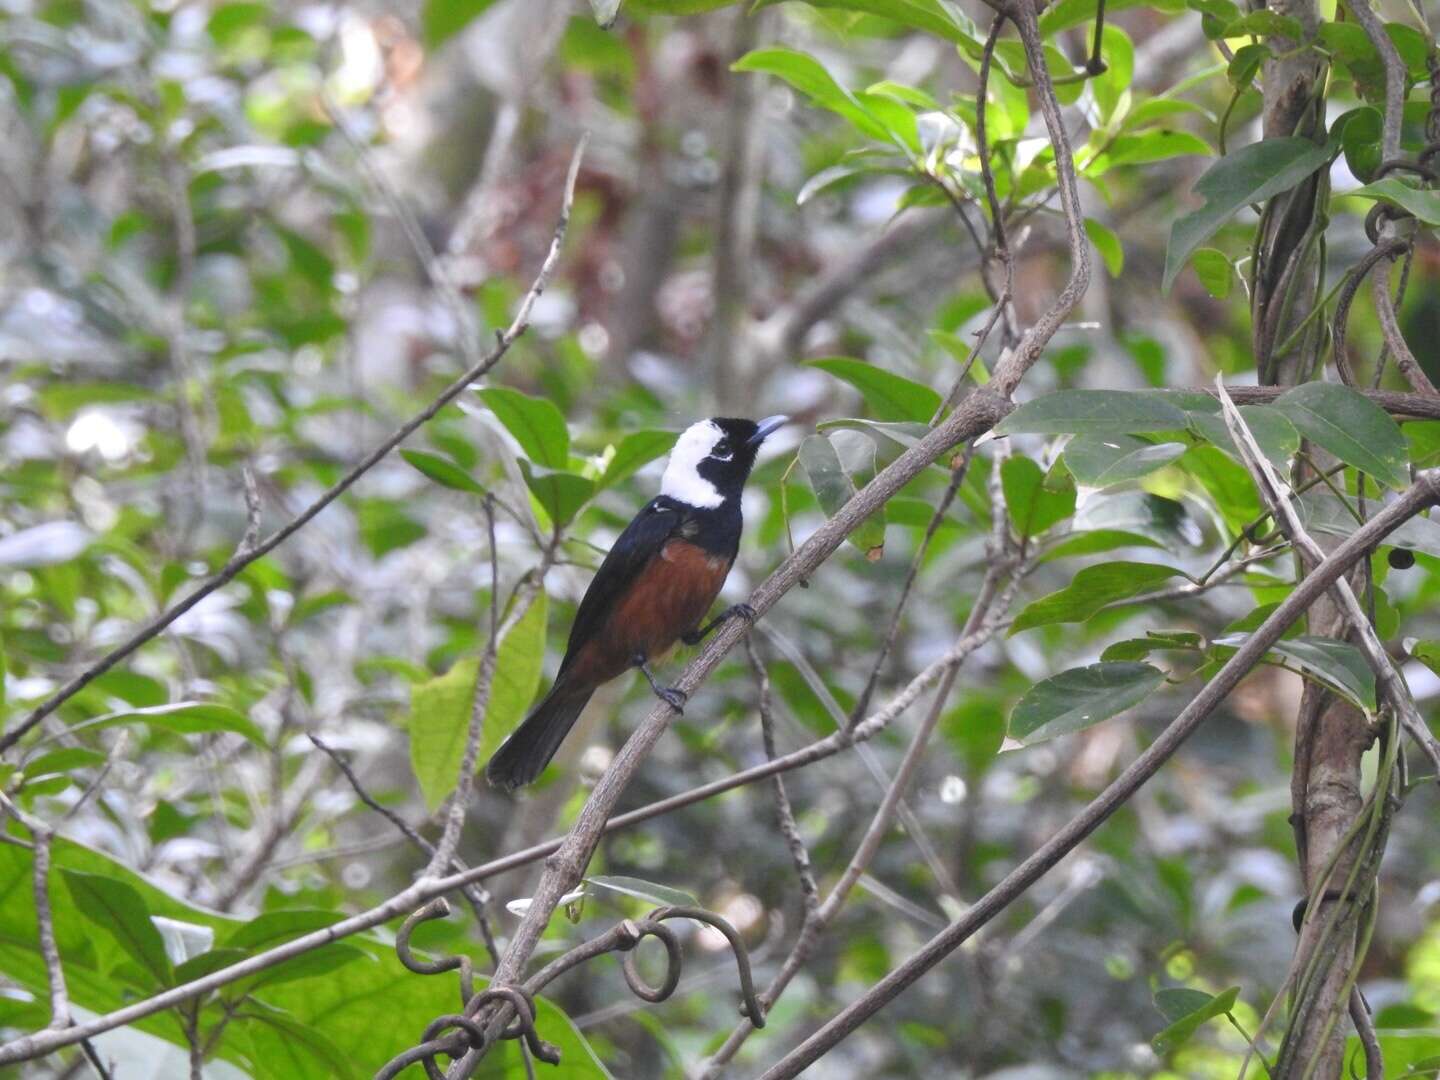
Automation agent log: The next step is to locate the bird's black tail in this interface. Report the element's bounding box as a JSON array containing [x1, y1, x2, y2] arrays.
[[484, 680, 594, 791]]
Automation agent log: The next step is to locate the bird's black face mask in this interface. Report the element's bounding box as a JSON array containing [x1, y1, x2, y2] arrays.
[[694, 416, 787, 503]]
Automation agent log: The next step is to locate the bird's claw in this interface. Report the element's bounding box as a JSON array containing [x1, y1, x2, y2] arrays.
[[658, 686, 687, 713], [731, 603, 757, 623]]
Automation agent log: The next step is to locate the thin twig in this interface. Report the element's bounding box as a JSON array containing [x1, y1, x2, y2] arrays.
[[746, 638, 819, 917], [0, 794, 68, 1030], [428, 495, 503, 878], [1216, 382, 1440, 776], [307, 732, 500, 967], [1372, 253, 1438, 396], [0, 135, 589, 757], [989, 0, 1091, 399]]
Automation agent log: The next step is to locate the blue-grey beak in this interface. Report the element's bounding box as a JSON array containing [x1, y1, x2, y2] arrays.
[[748, 415, 789, 446]]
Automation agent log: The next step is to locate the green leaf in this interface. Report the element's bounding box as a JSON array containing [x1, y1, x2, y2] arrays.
[[1011, 562, 1187, 633], [1189, 403, 1299, 480], [356, 499, 425, 556], [1410, 640, 1440, 680], [234, 1000, 362, 1080], [1073, 491, 1201, 550], [996, 390, 1187, 436], [1096, 25, 1135, 118], [1221, 10, 1301, 38], [479, 591, 548, 764], [733, 48, 893, 144], [809, 358, 941, 423], [799, 434, 886, 559], [1084, 218, 1125, 277], [1089, 130, 1212, 174], [21, 748, 106, 781], [1226, 42, 1270, 89], [477, 386, 570, 469], [81, 702, 267, 748], [1101, 630, 1205, 661], [1217, 634, 1377, 711], [600, 430, 677, 489], [410, 659, 480, 812], [1009, 662, 1165, 744], [816, 418, 934, 453], [62, 870, 173, 987], [587, 875, 699, 907], [1190, 248, 1233, 299], [631, 0, 744, 10], [224, 910, 347, 952], [1164, 137, 1334, 292], [1272, 382, 1409, 489], [520, 461, 595, 528], [1153, 986, 1241, 1055], [409, 593, 547, 810], [1040, 528, 1167, 561], [238, 943, 368, 993], [1333, 106, 1382, 182], [1126, 97, 1215, 130], [400, 449, 486, 495], [421, 0, 498, 47], [1180, 445, 1262, 528], [1063, 435, 1187, 488], [173, 947, 249, 984], [1040, 0, 1185, 34], [1001, 457, 1076, 537], [1348, 178, 1440, 228], [754, 0, 976, 45]]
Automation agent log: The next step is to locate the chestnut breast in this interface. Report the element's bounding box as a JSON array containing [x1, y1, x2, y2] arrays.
[[584, 539, 731, 680]]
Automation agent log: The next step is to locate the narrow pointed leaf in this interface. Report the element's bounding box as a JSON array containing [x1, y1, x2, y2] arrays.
[[1009, 662, 1165, 744]]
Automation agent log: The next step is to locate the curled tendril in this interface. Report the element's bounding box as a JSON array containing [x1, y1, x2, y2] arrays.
[[1372, 157, 1439, 184], [617, 918, 683, 1002], [464, 986, 561, 1064], [379, 898, 767, 1077], [631, 906, 766, 1028], [1363, 201, 1411, 245], [395, 897, 474, 1007]]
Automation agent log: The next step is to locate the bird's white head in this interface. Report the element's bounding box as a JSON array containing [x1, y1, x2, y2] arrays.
[[660, 416, 788, 509], [661, 420, 728, 508]]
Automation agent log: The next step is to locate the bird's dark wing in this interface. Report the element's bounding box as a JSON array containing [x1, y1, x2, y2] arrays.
[[559, 498, 683, 670]]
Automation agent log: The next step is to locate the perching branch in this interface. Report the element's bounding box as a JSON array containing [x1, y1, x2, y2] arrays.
[[751, 468, 1440, 1080], [0, 135, 589, 757]]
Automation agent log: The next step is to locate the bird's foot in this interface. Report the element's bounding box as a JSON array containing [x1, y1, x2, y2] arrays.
[[682, 603, 759, 646], [634, 656, 688, 713], [656, 686, 688, 713]]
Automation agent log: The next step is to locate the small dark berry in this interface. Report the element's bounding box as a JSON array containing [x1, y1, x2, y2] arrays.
[[1388, 548, 1416, 570]]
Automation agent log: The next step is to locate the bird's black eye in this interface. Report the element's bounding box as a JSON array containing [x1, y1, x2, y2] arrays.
[[712, 440, 733, 461]]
